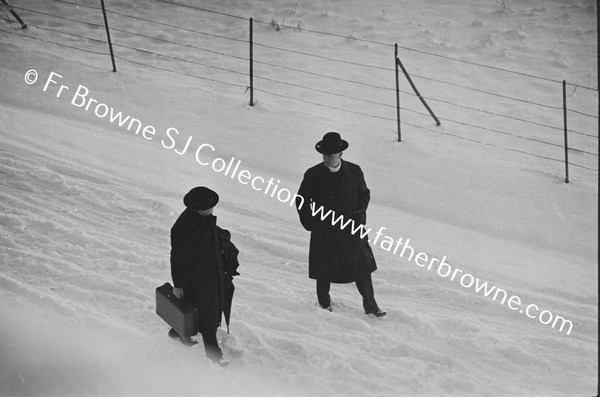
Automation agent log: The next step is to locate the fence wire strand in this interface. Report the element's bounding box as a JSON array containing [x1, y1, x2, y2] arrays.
[[49, 0, 598, 93], [18, 2, 592, 126], [147, 0, 598, 91], [116, 55, 248, 89], [0, 26, 106, 55], [1, 0, 597, 172]]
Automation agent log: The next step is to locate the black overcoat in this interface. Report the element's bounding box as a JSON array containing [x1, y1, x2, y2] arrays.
[[170, 211, 239, 334], [296, 160, 377, 283]]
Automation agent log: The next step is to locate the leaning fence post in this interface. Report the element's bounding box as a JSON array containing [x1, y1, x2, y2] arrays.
[[249, 17, 254, 106], [396, 56, 440, 126], [563, 80, 569, 183], [1, 0, 27, 29], [395, 43, 401, 142], [100, 0, 116, 72]]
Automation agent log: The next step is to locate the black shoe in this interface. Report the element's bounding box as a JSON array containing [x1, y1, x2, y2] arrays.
[[364, 307, 386, 317], [180, 337, 199, 346], [212, 358, 230, 367], [320, 304, 332, 312], [168, 328, 198, 346], [207, 352, 228, 366]]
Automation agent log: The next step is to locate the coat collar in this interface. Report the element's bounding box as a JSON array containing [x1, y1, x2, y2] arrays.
[[184, 208, 217, 225], [319, 159, 346, 173]]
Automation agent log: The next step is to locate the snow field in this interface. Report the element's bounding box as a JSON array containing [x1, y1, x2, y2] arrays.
[[1, 0, 597, 395]]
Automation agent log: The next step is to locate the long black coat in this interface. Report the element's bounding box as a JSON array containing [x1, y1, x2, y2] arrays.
[[170, 211, 239, 334], [296, 160, 377, 283]]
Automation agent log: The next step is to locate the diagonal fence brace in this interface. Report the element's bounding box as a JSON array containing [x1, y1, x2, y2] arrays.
[[396, 56, 441, 126], [1, 0, 27, 29]]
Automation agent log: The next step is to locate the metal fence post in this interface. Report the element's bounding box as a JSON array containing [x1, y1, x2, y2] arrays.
[[249, 17, 254, 106], [395, 43, 401, 142], [100, 0, 116, 72], [563, 80, 569, 183]]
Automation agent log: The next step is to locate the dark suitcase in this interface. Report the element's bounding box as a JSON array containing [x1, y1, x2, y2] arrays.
[[156, 282, 198, 337]]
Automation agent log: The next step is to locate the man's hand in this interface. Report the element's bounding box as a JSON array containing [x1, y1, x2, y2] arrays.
[[172, 287, 184, 299]]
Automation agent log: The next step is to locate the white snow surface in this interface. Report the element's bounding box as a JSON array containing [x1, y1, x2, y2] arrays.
[[0, 0, 597, 396]]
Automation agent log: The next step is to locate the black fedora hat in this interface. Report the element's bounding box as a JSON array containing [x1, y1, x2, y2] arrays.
[[183, 186, 219, 210], [315, 132, 348, 154]]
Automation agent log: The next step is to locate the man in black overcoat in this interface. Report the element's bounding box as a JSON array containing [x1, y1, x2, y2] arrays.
[[170, 186, 240, 363], [296, 132, 386, 317]]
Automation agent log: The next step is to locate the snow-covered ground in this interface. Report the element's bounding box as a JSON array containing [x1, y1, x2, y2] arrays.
[[0, 0, 597, 396]]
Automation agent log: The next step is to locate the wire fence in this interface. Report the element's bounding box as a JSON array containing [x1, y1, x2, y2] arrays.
[[1, 0, 597, 175]]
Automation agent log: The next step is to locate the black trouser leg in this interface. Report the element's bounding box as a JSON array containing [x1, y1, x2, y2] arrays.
[[316, 279, 331, 308], [201, 331, 222, 362], [356, 273, 378, 312]]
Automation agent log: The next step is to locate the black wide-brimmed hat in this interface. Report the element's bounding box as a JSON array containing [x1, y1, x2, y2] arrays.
[[183, 186, 219, 210], [315, 132, 349, 154]]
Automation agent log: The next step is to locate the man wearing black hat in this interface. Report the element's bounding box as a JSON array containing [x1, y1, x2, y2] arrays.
[[296, 132, 386, 317], [169, 186, 240, 364]]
